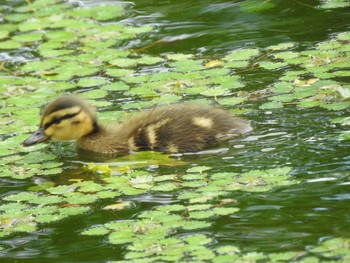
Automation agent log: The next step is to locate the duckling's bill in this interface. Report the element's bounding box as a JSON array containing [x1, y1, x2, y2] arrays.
[[22, 127, 50, 146]]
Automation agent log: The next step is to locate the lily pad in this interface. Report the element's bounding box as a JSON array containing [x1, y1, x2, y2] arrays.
[[318, 0, 350, 9], [337, 32, 350, 41], [105, 68, 134, 78], [267, 42, 296, 51], [218, 97, 246, 106], [0, 40, 21, 49], [273, 51, 299, 61], [0, 30, 9, 40], [12, 32, 43, 42], [259, 61, 288, 70], [171, 60, 205, 73], [271, 82, 294, 93], [77, 77, 110, 87], [82, 226, 110, 236], [187, 166, 212, 173], [79, 89, 108, 99], [200, 87, 228, 97], [68, 4, 124, 21], [224, 48, 260, 61], [101, 82, 130, 91], [260, 101, 284, 109]]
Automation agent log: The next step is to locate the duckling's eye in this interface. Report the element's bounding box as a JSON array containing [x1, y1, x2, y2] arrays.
[[72, 120, 80, 125], [43, 110, 82, 129], [52, 117, 61, 124], [44, 117, 61, 129]]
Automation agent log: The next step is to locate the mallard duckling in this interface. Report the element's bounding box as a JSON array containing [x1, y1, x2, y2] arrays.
[[22, 95, 251, 154]]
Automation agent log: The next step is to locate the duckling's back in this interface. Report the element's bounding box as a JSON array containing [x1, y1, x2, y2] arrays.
[[122, 104, 251, 153]]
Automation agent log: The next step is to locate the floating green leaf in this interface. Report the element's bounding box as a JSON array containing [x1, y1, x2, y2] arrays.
[[318, 0, 350, 9], [108, 230, 136, 245], [105, 68, 134, 78], [271, 82, 294, 93], [79, 89, 108, 99], [267, 42, 296, 51], [310, 237, 350, 258], [337, 32, 350, 41], [13, 32, 43, 42], [273, 51, 299, 61], [0, 40, 21, 49], [322, 101, 350, 110], [224, 48, 260, 61], [187, 166, 212, 173], [152, 183, 178, 192], [259, 61, 288, 70], [218, 97, 246, 106], [77, 77, 109, 87], [0, 30, 9, 40], [137, 55, 163, 65], [200, 87, 228, 97], [260, 101, 284, 109], [170, 59, 204, 72], [212, 207, 239, 216], [224, 60, 249, 68], [68, 4, 124, 21], [59, 206, 90, 216], [1, 1, 350, 261], [101, 82, 130, 91], [166, 53, 194, 61], [82, 226, 109, 236]]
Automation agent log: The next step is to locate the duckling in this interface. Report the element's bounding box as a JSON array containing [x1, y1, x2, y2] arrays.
[[22, 95, 251, 154]]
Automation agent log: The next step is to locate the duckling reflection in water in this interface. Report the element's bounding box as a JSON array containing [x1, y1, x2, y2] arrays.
[[22, 95, 252, 154]]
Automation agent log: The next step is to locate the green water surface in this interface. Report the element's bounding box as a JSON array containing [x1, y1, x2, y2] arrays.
[[0, 0, 349, 262]]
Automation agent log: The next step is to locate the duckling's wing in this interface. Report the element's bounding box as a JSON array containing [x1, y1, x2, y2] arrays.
[[125, 104, 251, 153]]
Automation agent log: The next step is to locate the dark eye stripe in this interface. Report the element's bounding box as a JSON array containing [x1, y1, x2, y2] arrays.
[[43, 110, 81, 129]]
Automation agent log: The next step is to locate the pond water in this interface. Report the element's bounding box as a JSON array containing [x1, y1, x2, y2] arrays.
[[0, 0, 349, 262]]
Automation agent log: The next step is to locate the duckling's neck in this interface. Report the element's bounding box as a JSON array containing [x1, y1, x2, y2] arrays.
[[77, 123, 130, 154]]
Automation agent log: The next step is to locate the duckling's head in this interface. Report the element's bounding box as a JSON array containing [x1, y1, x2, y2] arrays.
[[22, 95, 98, 146]]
